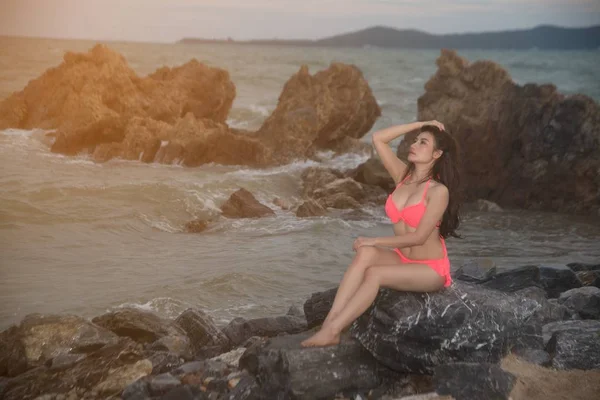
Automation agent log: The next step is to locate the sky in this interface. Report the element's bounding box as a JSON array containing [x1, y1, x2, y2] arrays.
[[1, 0, 600, 43]]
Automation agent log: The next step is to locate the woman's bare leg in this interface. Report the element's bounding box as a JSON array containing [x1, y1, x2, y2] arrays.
[[321, 246, 402, 327], [302, 264, 444, 347]]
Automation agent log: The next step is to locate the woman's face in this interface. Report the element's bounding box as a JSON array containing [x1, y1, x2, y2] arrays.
[[407, 132, 441, 163]]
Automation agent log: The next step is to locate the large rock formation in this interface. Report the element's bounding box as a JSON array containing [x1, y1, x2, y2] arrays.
[[408, 49, 600, 215], [0, 45, 380, 167]]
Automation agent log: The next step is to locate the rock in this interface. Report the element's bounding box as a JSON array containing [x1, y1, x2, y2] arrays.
[[148, 373, 181, 395], [149, 336, 193, 360], [514, 287, 574, 326], [433, 363, 516, 400], [547, 330, 600, 370], [2, 339, 151, 400], [0, 313, 119, 377], [510, 348, 551, 367], [92, 308, 183, 344], [143, 351, 184, 375], [224, 374, 261, 400], [542, 320, 600, 347], [455, 258, 496, 283], [210, 347, 246, 368], [174, 309, 230, 357], [286, 305, 305, 319], [576, 270, 600, 288], [468, 199, 503, 212], [0, 45, 235, 132], [309, 177, 386, 210], [49, 353, 87, 371], [255, 63, 380, 164], [161, 385, 206, 400], [537, 264, 582, 298], [122, 379, 151, 400], [300, 167, 344, 198], [303, 287, 337, 329], [172, 359, 230, 379], [347, 158, 395, 192], [184, 219, 211, 233], [222, 315, 307, 347], [416, 49, 600, 215], [481, 265, 540, 292], [295, 199, 327, 217], [558, 286, 600, 319], [220, 188, 275, 219], [350, 282, 541, 374], [240, 332, 384, 400], [567, 262, 600, 272]]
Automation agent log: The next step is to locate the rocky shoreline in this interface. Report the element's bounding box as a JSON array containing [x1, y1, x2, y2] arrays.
[[1, 261, 599, 400]]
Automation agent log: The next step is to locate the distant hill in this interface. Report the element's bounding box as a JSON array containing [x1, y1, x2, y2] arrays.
[[179, 25, 600, 50]]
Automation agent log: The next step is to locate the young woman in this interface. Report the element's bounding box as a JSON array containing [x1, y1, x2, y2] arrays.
[[301, 120, 462, 348]]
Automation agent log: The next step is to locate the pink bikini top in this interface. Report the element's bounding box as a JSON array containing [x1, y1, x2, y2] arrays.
[[385, 176, 440, 228]]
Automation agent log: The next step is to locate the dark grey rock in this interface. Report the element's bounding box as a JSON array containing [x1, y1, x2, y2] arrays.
[[482, 265, 539, 292], [558, 286, 600, 319], [547, 330, 600, 370], [49, 353, 87, 371], [538, 264, 582, 298], [171, 359, 230, 379], [286, 305, 305, 319], [434, 363, 516, 400], [149, 373, 181, 395], [172, 361, 206, 376], [175, 309, 230, 356], [576, 270, 600, 288], [243, 332, 383, 400], [122, 379, 151, 400], [92, 308, 184, 344], [161, 385, 207, 400], [225, 374, 262, 400], [303, 287, 337, 329], [222, 315, 307, 347], [143, 351, 184, 375], [567, 262, 600, 272], [350, 282, 541, 374], [206, 377, 229, 392], [455, 259, 497, 283], [511, 348, 551, 367], [542, 320, 600, 347]]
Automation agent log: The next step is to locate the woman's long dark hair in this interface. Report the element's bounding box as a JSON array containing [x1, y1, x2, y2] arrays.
[[400, 124, 462, 239]]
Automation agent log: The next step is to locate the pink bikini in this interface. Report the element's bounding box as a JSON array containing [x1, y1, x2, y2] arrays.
[[385, 176, 452, 287]]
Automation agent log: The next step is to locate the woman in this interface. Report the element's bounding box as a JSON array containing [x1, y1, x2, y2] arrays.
[[301, 120, 462, 348]]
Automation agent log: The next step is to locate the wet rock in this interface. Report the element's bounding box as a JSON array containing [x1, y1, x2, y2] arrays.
[[149, 335, 193, 360], [224, 374, 261, 400], [143, 351, 184, 375], [161, 385, 206, 400], [92, 308, 183, 344], [576, 270, 600, 288], [417, 49, 600, 215], [295, 199, 327, 217], [49, 353, 87, 371], [220, 188, 275, 219], [210, 347, 246, 368], [547, 330, 600, 370], [481, 265, 539, 292], [273, 197, 292, 210], [567, 262, 600, 272], [301, 167, 344, 198], [558, 286, 600, 319], [149, 373, 181, 395], [172, 359, 230, 379], [93, 359, 153, 396], [455, 258, 496, 283], [174, 309, 230, 357], [538, 264, 582, 298], [286, 305, 305, 319], [350, 282, 541, 374], [184, 219, 211, 233], [241, 332, 384, 400], [122, 379, 151, 400], [222, 315, 307, 347], [542, 320, 600, 347], [433, 363, 516, 400], [303, 287, 337, 329], [347, 158, 395, 192], [0, 313, 119, 377]]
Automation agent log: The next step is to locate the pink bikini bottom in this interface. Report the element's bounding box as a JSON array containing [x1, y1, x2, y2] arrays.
[[393, 248, 452, 287]]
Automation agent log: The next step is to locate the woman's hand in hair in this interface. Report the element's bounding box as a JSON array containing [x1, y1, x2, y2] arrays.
[[423, 120, 445, 131]]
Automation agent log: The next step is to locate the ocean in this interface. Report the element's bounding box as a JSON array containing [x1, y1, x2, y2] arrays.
[[1, 36, 599, 331]]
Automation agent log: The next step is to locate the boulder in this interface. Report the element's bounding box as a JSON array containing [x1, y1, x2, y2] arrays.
[[222, 315, 307, 348], [220, 188, 275, 219], [414, 49, 600, 215], [547, 330, 600, 370], [174, 309, 230, 356], [455, 258, 497, 283], [92, 308, 184, 344], [295, 199, 327, 217], [542, 320, 600, 347], [347, 158, 395, 192], [303, 287, 337, 329], [433, 363, 516, 400], [239, 332, 385, 400], [558, 286, 600, 319], [350, 282, 541, 374], [0, 314, 119, 377]]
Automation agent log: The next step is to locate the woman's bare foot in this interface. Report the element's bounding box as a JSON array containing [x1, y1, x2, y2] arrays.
[[300, 325, 341, 348]]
